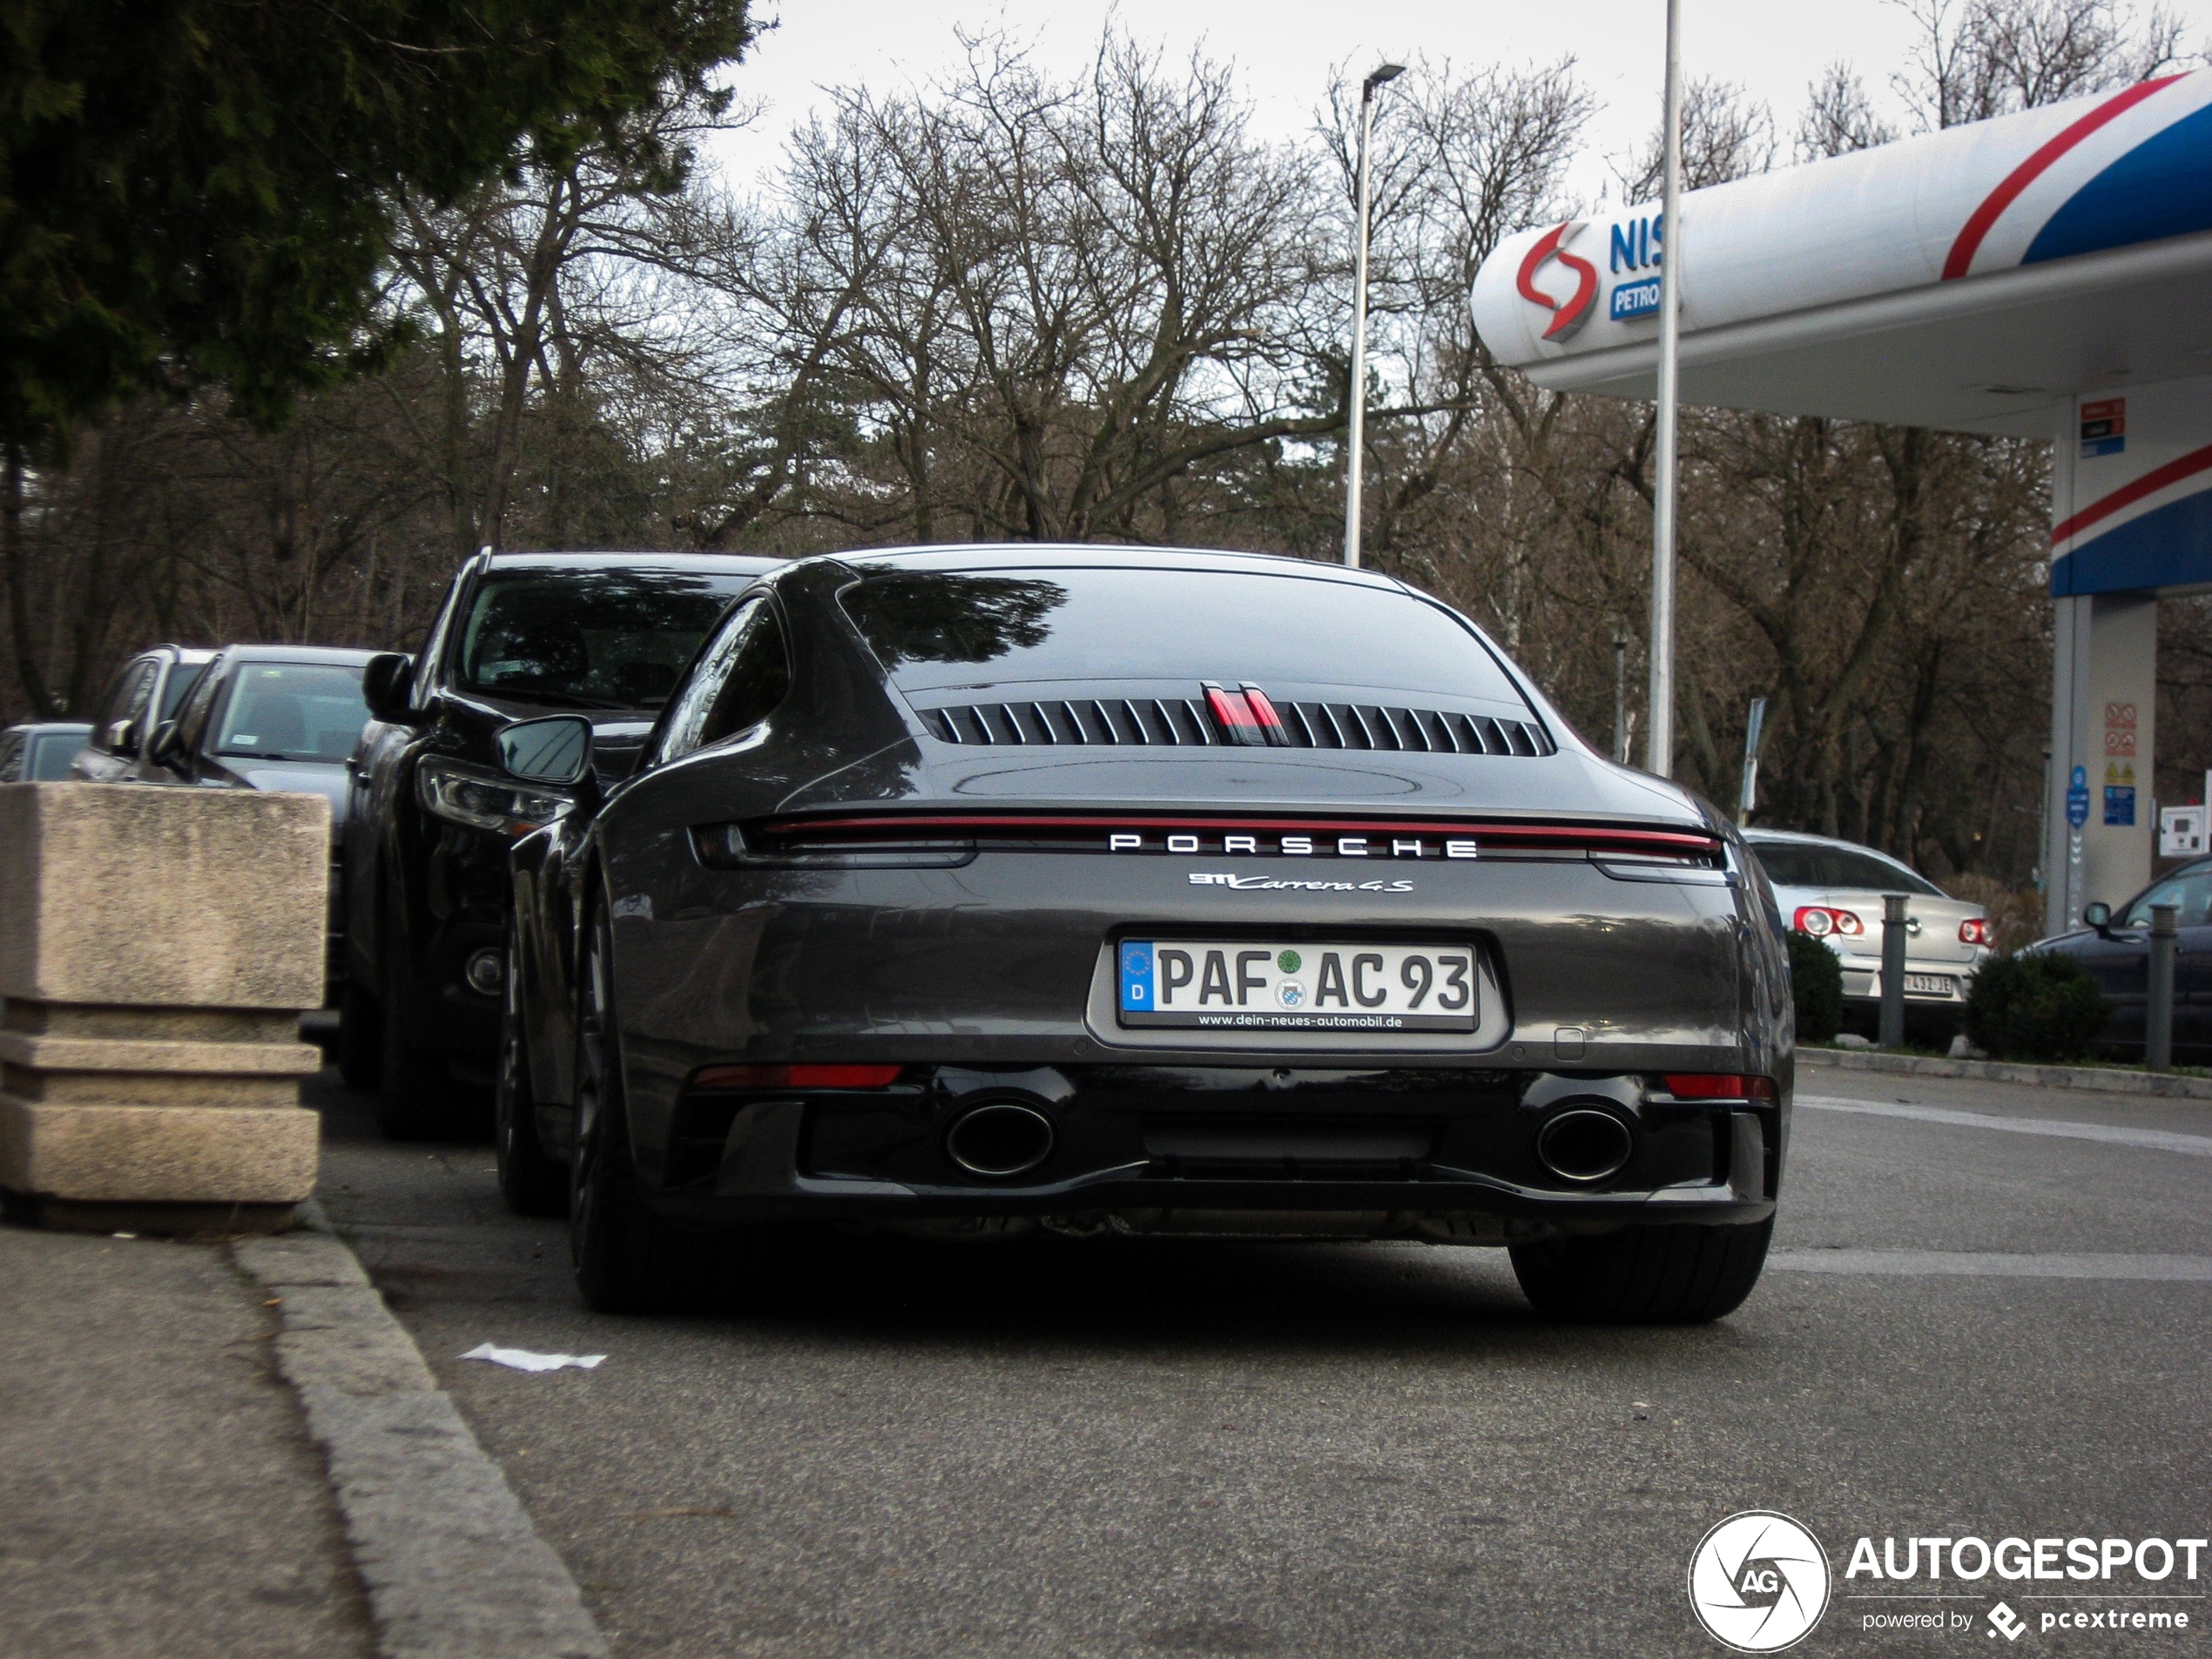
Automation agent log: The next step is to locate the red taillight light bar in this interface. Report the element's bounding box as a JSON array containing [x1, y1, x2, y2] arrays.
[[1793, 905, 1865, 938], [1959, 917, 1992, 946], [691, 1063, 904, 1091], [1662, 1075, 1779, 1102], [743, 812, 1725, 860]]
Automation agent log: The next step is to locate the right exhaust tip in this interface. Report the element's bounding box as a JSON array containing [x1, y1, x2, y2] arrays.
[[1534, 1108, 1635, 1184], [946, 1100, 1057, 1178]]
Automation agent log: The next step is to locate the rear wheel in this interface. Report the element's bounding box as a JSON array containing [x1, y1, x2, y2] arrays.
[[496, 928, 568, 1217], [374, 951, 453, 1142], [570, 905, 686, 1312], [336, 980, 381, 1089], [1509, 1219, 1773, 1324]]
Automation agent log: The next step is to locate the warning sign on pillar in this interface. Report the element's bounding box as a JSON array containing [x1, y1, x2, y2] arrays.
[[2102, 703, 2138, 826], [2080, 398, 2126, 459]]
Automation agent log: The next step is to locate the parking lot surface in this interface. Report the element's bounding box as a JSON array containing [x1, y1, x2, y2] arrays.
[[314, 1069, 2212, 1657]]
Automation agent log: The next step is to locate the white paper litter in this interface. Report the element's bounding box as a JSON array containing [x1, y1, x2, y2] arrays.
[[459, 1342, 606, 1373]]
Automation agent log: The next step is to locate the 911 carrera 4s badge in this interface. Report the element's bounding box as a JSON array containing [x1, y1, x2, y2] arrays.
[[1118, 940, 1476, 1031]]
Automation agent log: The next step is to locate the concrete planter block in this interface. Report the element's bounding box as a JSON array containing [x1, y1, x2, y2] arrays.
[[0, 784, 327, 1008], [0, 784, 331, 1231]]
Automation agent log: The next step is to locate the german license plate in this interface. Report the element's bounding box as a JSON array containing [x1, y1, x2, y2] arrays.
[[1117, 940, 1477, 1032], [1902, 973, 1955, 996]]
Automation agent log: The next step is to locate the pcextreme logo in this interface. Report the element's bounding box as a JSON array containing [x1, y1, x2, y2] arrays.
[[1514, 219, 1598, 341]]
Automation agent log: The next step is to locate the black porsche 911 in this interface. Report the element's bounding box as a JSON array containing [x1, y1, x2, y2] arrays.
[[500, 546, 1792, 1321]]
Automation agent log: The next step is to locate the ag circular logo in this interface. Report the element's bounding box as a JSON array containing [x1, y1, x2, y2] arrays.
[[1688, 1511, 1831, 1652]]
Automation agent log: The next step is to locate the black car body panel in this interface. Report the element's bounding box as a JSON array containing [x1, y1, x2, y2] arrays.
[[2034, 856, 2212, 1062], [347, 550, 780, 1079], [511, 548, 1793, 1247]]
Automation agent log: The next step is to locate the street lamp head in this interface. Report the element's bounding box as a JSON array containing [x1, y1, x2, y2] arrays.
[[1363, 63, 1406, 98]]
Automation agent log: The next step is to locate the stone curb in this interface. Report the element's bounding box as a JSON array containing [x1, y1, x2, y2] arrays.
[[1800, 1045, 2212, 1102], [233, 1205, 610, 1659]]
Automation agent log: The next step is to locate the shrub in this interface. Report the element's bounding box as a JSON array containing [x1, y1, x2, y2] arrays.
[[1786, 929, 1844, 1044], [1963, 951, 2111, 1062]]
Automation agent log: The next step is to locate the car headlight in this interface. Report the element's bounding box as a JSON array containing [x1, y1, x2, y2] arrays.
[[416, 756, 573, 836]]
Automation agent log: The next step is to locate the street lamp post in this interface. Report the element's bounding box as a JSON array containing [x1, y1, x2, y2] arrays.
[[1344, 61, 1404, 570], [1647, 0, 1684, 774]]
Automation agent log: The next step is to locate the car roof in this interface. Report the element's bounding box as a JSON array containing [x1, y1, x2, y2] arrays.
[[825, 543, 1410, 590], [3, 721, 92, 737], [1743, 827, 1905, 854], [481, 550, 783, 577], [212, 644, 384, 667]]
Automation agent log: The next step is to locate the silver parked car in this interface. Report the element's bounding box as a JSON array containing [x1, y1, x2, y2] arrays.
[[0, 721, 93, 781], [1744, 830, 1991, 1026]]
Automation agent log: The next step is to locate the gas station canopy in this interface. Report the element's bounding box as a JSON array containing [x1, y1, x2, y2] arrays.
[[1470, 70, 2212, 930], [1471, 69, 2212, 439]]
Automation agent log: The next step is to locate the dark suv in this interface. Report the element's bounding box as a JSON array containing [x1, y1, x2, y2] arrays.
[[344, 549, 777, 1136], [71, 644, 215, 782]]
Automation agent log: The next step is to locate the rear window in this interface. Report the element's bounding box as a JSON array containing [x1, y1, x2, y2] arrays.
[[1750, 841, 1942, 897], [215, 663, 369, 764], [838, 566, 1526, 703], [458, 569, 758, 709]]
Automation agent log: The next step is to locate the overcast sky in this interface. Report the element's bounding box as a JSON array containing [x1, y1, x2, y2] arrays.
[[705, 0, 2212, 204]]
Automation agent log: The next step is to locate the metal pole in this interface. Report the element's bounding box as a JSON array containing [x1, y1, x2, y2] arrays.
[[1646, 0, 1684, 777], [1737, 696, 1767, 825], [1344, 86, 1379, 568], [1612, 630, 1629, 764], [2147, 901, 2178, 1072], [1879, 892, 1908, 1049]]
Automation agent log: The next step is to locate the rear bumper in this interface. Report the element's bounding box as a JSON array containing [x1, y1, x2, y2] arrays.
[[1838, 957, 1981, 1005], [637, 1064, 1784, 1239]]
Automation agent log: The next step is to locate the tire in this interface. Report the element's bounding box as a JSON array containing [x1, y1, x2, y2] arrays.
[[496, 927, 568, 1217], [569, 904, 687, 1312], [1509, 1218, 1773, 1324], [337, 980, 381, 1089], [374, 952, 454, 1142]]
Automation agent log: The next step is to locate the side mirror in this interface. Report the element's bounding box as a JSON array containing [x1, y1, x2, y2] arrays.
[[105, 717, 139, 757], [498, 716, 593, 786], [2084, 901, 2112, 936], [362, 652, 417, 725], [145, 718, 183, 770]]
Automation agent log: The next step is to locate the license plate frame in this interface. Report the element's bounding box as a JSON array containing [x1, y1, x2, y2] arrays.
[[1901, 972, 1955, 996], [1117, 939, 1479, 1032]]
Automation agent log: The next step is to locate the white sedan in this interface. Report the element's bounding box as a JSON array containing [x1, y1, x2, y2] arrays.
[[1743, 829, 1992, 1025]]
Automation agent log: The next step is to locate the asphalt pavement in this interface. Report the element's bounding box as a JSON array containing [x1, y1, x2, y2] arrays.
[[313, 1068, 2212, 1658]]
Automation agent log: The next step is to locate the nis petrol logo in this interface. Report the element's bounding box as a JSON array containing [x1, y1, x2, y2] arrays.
[[1516, 213, 1667, 340]]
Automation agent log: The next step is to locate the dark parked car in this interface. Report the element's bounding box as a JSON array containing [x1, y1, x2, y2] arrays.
[[71, 644, 215, 782], [2036, 858, 2212, 1062], [499, 546, 1791, 1321], [0, 721, 93, 781], [344, 549, 779, 1137], [143, 644, 379, 1001]]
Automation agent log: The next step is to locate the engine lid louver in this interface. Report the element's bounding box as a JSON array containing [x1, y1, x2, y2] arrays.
[[916, 695, 1553, 757]]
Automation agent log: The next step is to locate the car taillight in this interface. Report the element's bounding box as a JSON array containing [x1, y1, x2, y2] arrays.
[[1202, 682, 1265, 746], [1793, 905, 1863, 937], [1238, 683, 1289, 746], [1662, 1074, 1779, 1102], [691, 1064, 904, 1091], [1959, 917, 1992, 946]]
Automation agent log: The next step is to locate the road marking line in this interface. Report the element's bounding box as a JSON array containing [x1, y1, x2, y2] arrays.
[[1797, 1094, 2212, 1157], [1770, 1249, 2212, 1282]]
